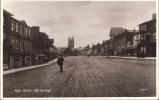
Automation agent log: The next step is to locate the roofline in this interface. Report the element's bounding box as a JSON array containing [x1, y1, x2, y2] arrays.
[[18, 20, 28, 26], [3, 9, 13, 16], [109, 27, 125, 36], [113, 30, 139, 39], [138, 19, 156, 26]]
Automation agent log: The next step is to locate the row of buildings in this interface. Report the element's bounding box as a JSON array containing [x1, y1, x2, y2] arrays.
[[3, 9, 56, 70], [85, 13, 156, 57]]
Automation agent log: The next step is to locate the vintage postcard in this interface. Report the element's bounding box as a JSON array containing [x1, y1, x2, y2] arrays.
[[1, 0, 158, 99]]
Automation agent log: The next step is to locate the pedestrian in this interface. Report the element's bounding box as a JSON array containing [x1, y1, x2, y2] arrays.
[[57, 54, 64, 72]]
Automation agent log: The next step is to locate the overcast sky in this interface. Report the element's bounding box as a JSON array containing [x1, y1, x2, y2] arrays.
[[4, 1, 156, 48]]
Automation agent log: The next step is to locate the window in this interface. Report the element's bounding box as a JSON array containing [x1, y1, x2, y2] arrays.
[[22, 42, 24, 52], [15, 39, 17, 49], [16, 22, 19, 33], [23, 28, 26, 37], [22, 27, 24, 37], [28, 28, 31, 37], [16, 40, 19, 50], [25, 28, 27, 37], [11, 20, 14, 31], [20, 41, 22, 52], [3, 15, 5, 26], [140, 34, 145, 41], [20, 25, 22, 36], [27, 28, 29, 37], [25, 28, 28, 37], [15, 40, 17, 49], [29, 29, 31, 37], [11, 38, 15, 49], [140, 24, 147, 31]]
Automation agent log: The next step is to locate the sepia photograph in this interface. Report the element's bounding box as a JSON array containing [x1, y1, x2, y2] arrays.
[[2, 0, 157, 98]]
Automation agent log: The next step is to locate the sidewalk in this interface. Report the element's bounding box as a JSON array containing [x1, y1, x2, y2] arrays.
[[105, 56, 156, 60], [3, 59, 57, 75]]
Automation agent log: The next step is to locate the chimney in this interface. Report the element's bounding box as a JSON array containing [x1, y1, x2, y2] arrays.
[[152, 13, 156, 20]]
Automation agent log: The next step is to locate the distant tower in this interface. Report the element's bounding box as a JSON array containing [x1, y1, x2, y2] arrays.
[[68, 36, 74, 49]]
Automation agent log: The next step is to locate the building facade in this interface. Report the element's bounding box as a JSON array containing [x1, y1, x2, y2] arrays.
[[31, 27, 54, 64], [138, 14, 156, 57], [113, 30, 138, 56], [3, 10, 32, 69], [3, 9, 55, 70], [106, 27, 125, 56]]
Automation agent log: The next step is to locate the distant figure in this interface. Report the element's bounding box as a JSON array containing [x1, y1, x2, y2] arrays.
[[57, 55, 64, 72]]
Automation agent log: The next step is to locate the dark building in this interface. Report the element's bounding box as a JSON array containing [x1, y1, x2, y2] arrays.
[[107, 27, 125, 56], [18, 20, 32, 66], [48, 39, 56, 60], [3, 10, 32, 70], [104, 40, 111, 56], [138, 13, 156, 57], [3, 10, 13, 70], [31, 26, 42, 65], [31, 27, 54, 64], [113, 29, 138, 56], [40, 32, 49, 55], [40, 32, 53, 62], [68, 36, 74, 49], [3, 9, 55, 70], [102, 40, 109, 56]]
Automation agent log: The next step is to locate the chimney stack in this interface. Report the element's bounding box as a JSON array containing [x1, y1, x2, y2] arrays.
[[152, 13, 156, 20]]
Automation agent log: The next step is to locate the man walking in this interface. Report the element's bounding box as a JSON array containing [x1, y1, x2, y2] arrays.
[[57, 55, 64, 72]]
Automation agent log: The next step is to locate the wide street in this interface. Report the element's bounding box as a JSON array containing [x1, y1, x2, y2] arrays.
[[3, 56, 156, 97]]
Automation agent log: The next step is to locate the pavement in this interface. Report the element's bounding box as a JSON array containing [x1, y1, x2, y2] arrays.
[[3, 56, 156, 97], [105, 56, 156, 60], [3, 59, 57, 75]]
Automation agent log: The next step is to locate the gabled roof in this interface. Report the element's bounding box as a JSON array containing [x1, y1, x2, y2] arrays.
[[110, 27, 125, 36]]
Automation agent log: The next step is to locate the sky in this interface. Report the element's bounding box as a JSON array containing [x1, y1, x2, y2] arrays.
[[4, 1, 156, 48]]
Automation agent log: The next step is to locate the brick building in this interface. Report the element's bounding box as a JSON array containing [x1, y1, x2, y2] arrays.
[[3, 10, 32, 69], [3, 9, 55, 70]]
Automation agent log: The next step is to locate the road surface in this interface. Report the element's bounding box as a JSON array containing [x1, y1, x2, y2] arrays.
[[3, 56, 156, 97]]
